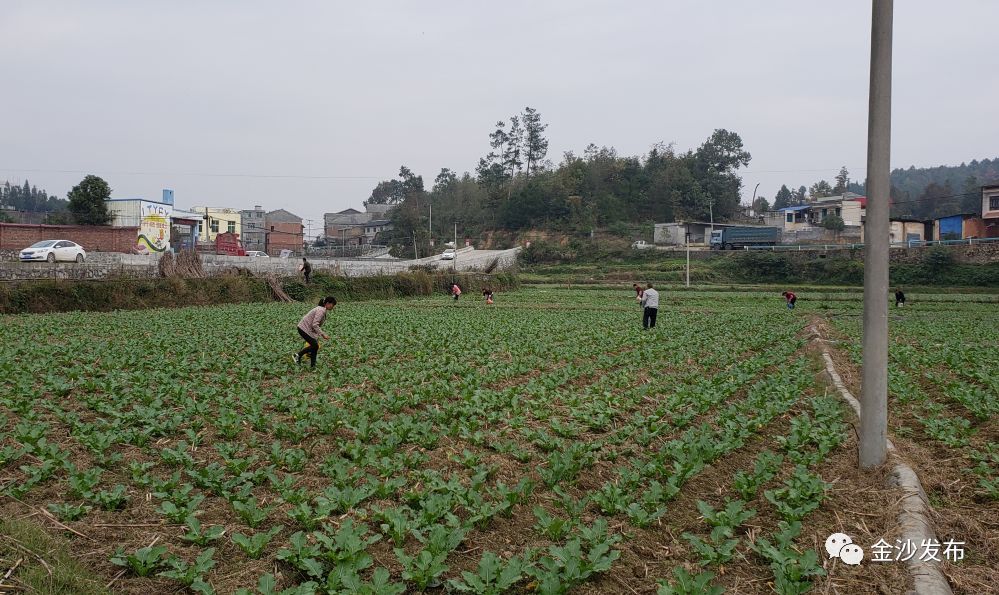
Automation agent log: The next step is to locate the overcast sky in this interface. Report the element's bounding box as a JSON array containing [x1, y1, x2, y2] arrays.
[[3, 1, 997, 234]]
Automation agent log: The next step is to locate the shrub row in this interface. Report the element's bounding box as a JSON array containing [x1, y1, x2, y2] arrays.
[[0, 271, 520, 314]]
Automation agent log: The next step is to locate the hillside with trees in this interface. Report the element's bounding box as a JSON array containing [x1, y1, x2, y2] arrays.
[[774, 160, 998, 220], [371, 107, 753, 256], [0, 180, 68, 215]]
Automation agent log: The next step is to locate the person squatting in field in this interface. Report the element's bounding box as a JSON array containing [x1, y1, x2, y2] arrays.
[[641, 283, 659, 329], [483, 288, 494, 304], [782, 290, 797, 310], [895, 288, 906, 307], [294, 296, 336, 368], [451, 283, 462, 301]]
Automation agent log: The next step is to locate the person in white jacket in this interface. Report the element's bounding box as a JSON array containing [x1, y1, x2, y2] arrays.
[[294, 296, 335, 368], [640, 283, 659, 329]]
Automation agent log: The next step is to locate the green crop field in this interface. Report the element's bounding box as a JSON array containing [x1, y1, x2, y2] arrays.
[[0, 288, 992, 593]]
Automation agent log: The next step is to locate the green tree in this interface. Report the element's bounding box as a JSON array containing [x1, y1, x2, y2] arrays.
[[522, 107, 549, 178], [367, 179, 405, 205], [821, 214, 845, 232], [752, 196, 771, 213], [690, 129, 751, 220], [433, 168, 458, 193], [67, 175, 112, 225], [833, 166, 850, 194], [773, 184, 793, 210], [809, 180, 833, 200]]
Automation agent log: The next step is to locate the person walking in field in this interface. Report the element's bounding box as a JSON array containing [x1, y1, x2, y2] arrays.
[[895, 288, 906, 308], [294, 296, 335, 368], [640, 283, 659, 329], [451, 283, 462, 302], [782, 290, 797, 310], [299, 257, 312, 284]]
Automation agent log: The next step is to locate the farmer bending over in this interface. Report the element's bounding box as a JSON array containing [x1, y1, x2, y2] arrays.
[[782, 291, 797, 310], [294, 296, 335, 368]]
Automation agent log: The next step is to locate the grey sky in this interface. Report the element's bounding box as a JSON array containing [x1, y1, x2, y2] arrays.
[[3, 1, 997, 234]]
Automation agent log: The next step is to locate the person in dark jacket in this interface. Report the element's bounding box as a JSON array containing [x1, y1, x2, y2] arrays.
[[294, 296, 335, 368], [895, 288, 906, 308], [299, 258, 312, 284]]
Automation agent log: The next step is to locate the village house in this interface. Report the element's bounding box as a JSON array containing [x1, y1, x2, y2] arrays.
[[324, 203, 393, 246]]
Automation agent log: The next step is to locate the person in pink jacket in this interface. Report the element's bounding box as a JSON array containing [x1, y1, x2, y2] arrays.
[[294, 296, 336, 368], [451, 283, 462, 302]]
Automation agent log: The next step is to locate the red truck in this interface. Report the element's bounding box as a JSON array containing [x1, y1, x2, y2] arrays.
[[214, 232, 246, 256]]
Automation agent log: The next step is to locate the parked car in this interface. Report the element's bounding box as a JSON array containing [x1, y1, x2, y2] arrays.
[[246, 251, 270, 258], [19, 240, 87, 263], [440, 249, 456, 260]]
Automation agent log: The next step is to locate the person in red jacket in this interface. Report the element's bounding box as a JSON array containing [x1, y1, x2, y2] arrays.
[[633, 283, 644, 304], [781, 291, 797, 310]]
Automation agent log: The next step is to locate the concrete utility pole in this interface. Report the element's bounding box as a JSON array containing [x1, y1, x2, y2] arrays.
[[860, 0, 893, 469], [685, 232, 691, 287]]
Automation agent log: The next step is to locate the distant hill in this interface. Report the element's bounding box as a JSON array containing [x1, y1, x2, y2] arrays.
[[852, 158, 999, 220]]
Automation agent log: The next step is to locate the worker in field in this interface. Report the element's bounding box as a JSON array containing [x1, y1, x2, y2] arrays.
[[781, 290, 797, 310], [299, 257, 313, 284], [633, 283, 644, 302], [641, 283, 659, 329], [895, 288, 906, 308], [451, 283, 462, 301], [294, 296, 335, 368], [483, 288, 494, 304]]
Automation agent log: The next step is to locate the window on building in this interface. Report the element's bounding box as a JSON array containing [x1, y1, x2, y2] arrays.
[[210, 220, 219, 233], [991, 196, 999, 210], [227, 221, 236, 234], [786, 212, 793, 223], [270, 226, 275, 231]]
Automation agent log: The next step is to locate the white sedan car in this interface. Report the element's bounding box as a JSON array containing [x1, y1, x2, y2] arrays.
[[19, 240, 87, 263], [440, 249, 456, 260], [246, 251, 270, 258]]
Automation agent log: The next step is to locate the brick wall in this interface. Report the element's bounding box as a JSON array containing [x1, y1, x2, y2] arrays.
[[0, 224, 139, 252], [266, 222, 303, 255]]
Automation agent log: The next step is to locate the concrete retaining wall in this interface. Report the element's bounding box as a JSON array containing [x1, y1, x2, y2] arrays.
[[0, 247, 520, 282]]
